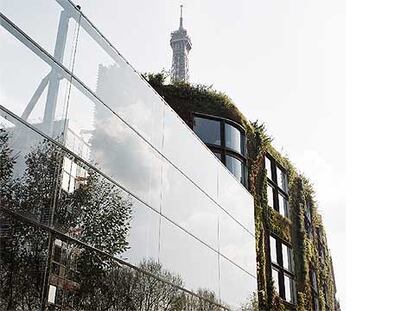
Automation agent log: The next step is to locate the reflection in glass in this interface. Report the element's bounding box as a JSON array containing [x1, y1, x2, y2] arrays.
[[271, 267, 280, 294], [277, 166, 288, 193], [267, 184, 275, 208], [282, 244, 293, 272], [278, 192, 289, 218], [225, 123, 244, 154], [269, 236, 277, 264], [193, 116, 221, 146], [265, 156, 273, 180], [284, 274, 296, 304], [225, 155, 245, 184]]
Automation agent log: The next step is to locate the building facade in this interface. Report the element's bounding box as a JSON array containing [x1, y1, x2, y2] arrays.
[[0, 1, 340, 311], [146, 74, 341, 311], [0, 1, 255, 310]]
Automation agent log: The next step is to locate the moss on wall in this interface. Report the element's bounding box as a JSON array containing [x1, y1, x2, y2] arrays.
[[144, 73, 340, 311]]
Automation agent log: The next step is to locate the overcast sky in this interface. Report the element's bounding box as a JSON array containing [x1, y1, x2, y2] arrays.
[[75, 0, 345, 307]]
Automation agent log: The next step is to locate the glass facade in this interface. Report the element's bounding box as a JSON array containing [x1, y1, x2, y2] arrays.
[[193, 114, 247, 186], [0, 1, 256, 309]]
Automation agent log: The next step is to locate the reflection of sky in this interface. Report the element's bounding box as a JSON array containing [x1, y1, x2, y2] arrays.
[[1, 2, 258, 307]]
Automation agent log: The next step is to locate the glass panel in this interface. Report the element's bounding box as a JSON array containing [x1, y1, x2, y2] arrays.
[[284, 274, 296, 304], [0, 110, 61, 224], [219, 255, 257, 309], [0, 24, 73, 141], [159, 218, 220, 301], [265, 156, 273, 180], [217, 166, 255, 235], [161, 160, 219, 250], [225, 123, 244, 155], [64, 79, 163, 209], [282, 244, 293, 272], [193, 116, 221, 146], [277, 166, 288, 193], [269, 236, 277, 264], [225, 154, 245, 184], [91, 54, 165, 150], [271, 267, 280, 294], [0, 213, 49, 310], [163, 108, 218, 200], [218, 208, 256, 276], [278, 192, 289, 218], [0, 0, 80, 69], [267, 184, 275, 209]]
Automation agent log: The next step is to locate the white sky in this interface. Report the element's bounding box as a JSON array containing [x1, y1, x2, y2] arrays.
[[76, 0, 345, 307]]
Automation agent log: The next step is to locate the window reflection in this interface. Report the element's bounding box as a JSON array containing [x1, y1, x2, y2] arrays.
[[265, 156, 273, 180], [193, 117, 221, 146], [276, 166, 288, 193], [225, 123, 244, 154], [225, 155, 245, 184], [267, 185, 275, 209], [278, 193, 289, 218]]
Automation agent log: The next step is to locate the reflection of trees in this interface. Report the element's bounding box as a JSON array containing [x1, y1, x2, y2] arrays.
[[0, 128, 224, 310]]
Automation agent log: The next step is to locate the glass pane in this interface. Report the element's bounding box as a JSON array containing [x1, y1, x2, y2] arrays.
[[218, 208, 256, 276], [225, 123, 244, 155], [267, 184, 275, 208], [161, 160, 219, 250], [225, 154, 245, 184], [282, 244, 293, 272], [65, 79, 163, 209], [269, 236, 277, 264], [272, 267, 280, 294], [0, 213, 49, 310], [265, 156, 273, 180], [276, 166, 288, 193], [284, 274, 296, 304], [0, 24, 73, 141], [91, 52, 165, 150], [159, 218, 220, 301], [163, 109, 218, 200], [0, 0, 80, 70], [219, 255, 257, 309], [193, 116, 221, 146], [278, 192, 289, 218], [217, 166, 255, 235]]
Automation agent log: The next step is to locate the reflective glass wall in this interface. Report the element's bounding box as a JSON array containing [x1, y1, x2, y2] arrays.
[[0, 1, 257, 310]]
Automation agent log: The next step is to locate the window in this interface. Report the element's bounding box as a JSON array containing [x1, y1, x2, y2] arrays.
[[61, 156, 88, 193], [310, 268, 319, 311], [192, 114, 247, 186], [304, 202, 313, 238], [225, 123, 245, 154], [266, 155, 290, 219], [193, 116, 221, 146], [269, 236, 296, 304], [225, 155, 245, 184]]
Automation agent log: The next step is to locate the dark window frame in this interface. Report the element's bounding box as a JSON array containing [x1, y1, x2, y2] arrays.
[[265, 154, 290, 219], [192, 113, 248, 186], [268, 234, 296, 305]]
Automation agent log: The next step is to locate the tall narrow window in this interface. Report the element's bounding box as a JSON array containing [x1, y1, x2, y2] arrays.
[[310, 268, 319, 311], [266, 154, 290, 219], [269, 236, 296, 304]]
